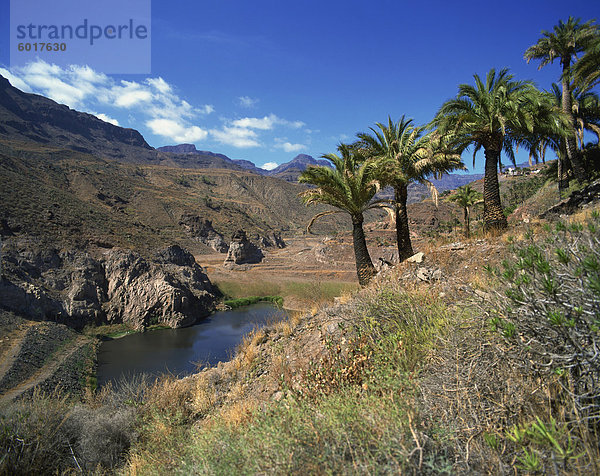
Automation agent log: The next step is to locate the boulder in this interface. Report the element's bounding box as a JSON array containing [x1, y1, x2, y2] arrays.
[[223, 230, 264, 267], [406, 252, 425, 263], [272, 232, 286, 249], [257, 235, 274, 248], [256, 232, 286, 249]]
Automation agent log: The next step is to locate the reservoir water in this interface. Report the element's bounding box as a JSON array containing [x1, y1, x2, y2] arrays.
[[96, 303, 285, 387]]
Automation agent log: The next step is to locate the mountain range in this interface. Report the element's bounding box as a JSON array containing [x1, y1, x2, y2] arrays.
[[0, 72, 483, 205]]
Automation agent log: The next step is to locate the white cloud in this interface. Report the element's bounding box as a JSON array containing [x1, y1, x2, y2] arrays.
[[147, 119, 208, 143], [1, 60, 309, 149], [146, 77, 172, 94], [238, 96, 259, 108], [69, 65, 109, 86], [210, 126, 260, 148], [232, 114, 278, 130], [210, 114, 306, 149], [110, 81, 154, 108], [25, 74, 87, 108], [275, 141, 306, 153], [3, 60, 215, 145], [200, 104, 215, 114], [94, 113, 120, 126], [232, 114, 305, 131], [261, 162, 278, 171], [0, 67, 32, 92]]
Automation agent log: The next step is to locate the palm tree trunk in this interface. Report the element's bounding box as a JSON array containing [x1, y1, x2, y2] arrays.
[[558, 154, 565, 198], [562, 64, 586, 183], [464, 206, 470, 238], [394, 185, 414, 261], [483, 147, 507, 230], [351, 214, 375, 286]]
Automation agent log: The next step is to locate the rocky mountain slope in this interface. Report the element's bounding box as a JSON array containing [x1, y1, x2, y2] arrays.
[[0, 139, 351, 254], [0, 75, 157, 163], [156, 144, 266, 173]]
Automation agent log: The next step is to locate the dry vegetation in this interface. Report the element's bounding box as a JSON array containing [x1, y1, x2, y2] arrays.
[[2, 178, 599, 475]]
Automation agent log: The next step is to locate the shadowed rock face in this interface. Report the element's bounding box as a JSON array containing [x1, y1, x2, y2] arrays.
[[0, 242, 219, 329], [256, 232, 286, 249], [223, 230, 264, 266], [0, 75, 156, 163], [540, 179, 600, 218]]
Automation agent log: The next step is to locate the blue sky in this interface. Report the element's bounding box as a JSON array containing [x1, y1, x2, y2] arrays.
[[0, 0, 598, 172]]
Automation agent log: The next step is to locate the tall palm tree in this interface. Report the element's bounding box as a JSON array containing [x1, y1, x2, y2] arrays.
[[298, 143, 384, 286], [432, 68, 553, 231], [522, 85, 599, 193], [357, 116, 463, 261], [525, 17, 598, 183], [447, 185, 482, 238]]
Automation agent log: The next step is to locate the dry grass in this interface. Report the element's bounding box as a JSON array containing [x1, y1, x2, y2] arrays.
[[219, 400, 257, 427], [120, 209, 600, 475], [192, 374, 219, 417]]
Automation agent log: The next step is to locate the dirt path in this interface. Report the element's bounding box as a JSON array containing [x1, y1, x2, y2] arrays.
[[0, 334, 89, 406], [0, 321, 38, 384]]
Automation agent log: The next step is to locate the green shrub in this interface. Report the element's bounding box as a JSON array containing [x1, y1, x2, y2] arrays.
[[502, 173, 546, 215], [485, 213, 600, 423], [224, 295, 283, 309]]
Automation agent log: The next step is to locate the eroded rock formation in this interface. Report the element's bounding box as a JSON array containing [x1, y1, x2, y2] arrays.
[[223, 230, 264, 267], [0, 242, 218, 330], [179, 214, 229, 252]]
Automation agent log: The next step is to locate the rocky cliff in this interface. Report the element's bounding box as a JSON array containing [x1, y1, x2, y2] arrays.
[[0, 241, 219, 330]]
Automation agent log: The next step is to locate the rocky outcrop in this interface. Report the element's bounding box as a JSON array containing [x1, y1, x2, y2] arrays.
[[179, 214, 229, 253], [540, 179, 600, 218], [103, 245, 217, 329], [256, 232, 286, 249], [272, 232, 286, 249], [223, 230, 264, 267], [0, 241, 218, 330]]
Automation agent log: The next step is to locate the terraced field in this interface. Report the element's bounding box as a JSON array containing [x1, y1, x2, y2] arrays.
[[0, 312, 96, 406]]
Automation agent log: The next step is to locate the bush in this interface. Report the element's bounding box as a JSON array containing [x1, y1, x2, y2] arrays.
[[0, 388, 138, 474], [485, 213, 600, 423]]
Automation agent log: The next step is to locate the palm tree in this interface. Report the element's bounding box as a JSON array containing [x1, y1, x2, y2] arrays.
[[525, 17, 598, 183], [572, 88, 600, 147], [574, 36, 600, 92], [447, 185, 482, 238], [432, 68, 553, 231], [298, 143, 384, 286], [357, 116, 463, 261], [522, 85, 599, 194]]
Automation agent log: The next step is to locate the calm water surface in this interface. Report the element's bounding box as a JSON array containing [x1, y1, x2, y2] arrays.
[[97, 303, 285, 387]]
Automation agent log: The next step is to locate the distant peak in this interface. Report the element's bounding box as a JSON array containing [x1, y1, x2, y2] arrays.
[[291, 153, 313, 161]]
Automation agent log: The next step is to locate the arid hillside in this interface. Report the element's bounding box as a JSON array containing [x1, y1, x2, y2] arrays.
[[0, 139, 353, 257]]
